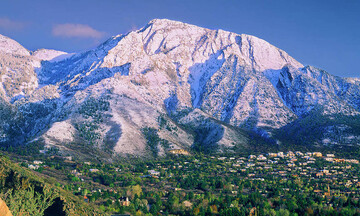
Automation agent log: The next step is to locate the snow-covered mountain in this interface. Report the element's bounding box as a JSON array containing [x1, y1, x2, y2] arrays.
[[1, 19, 359, 159], [0, 34, 30, 56], [32, 49, 73, 62]]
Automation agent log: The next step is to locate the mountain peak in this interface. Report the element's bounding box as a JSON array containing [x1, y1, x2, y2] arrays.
[[32, 48, 70, 62], [148, 18, 185, 25], [145, 18, 202, 32], [0, 34, 30, 56]]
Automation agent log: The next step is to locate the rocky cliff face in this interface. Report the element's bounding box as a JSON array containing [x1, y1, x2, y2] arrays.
[[0, 19, 359, 158], [0, 198, 12, 216]]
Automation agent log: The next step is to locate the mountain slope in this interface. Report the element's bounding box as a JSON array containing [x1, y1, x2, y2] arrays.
[[0, 19, 359, 157], [0, 155, 104, 215], [0, 34, 30, 56]]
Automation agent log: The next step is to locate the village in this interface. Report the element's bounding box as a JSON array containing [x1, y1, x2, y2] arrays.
[[19, 149, 360, 215]]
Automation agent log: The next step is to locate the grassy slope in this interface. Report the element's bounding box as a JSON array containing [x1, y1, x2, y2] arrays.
[[0, 154, 105, 216]]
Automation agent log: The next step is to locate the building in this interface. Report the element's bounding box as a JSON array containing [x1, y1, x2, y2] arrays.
[[320, 169, 329, 174], [286, 151, 295, 157], [71, 169, 81, 176], [267, 153, 277, 157], [33, 161, 43, 165], [257, 155, 267, 161], [295, 151, 304, 156], [119, 197, 130, 206], [28, 164, 39, 170], [316, 173, 324, 177], [346, 159, 359, 164], [148, 170, 160, 176], [313, 152, 323, 157], [168, 149, 190, 155], [325, 158, 334, 162], [248, 155, 256, 159], [334, 158, 345, 163]]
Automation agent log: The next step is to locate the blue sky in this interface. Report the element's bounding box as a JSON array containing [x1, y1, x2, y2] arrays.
[[0, 0, 359, 77]]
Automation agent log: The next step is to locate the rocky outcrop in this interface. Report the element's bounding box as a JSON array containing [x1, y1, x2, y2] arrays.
[[0, 198, 12, 216]]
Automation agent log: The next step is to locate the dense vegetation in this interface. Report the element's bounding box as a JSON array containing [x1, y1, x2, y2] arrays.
[[75, 96, 111, 146], [142, 127, 170, 157], [0, 154, 104, 216]]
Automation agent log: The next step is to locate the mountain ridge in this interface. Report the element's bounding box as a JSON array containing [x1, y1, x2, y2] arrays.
[[0, 19, 359, 158]]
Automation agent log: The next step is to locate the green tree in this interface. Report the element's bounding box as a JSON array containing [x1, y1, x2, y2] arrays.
[[5, 186, 56, 216]]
